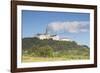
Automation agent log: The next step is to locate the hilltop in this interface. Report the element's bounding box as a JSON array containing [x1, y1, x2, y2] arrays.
[[22, 37, 89, 50]]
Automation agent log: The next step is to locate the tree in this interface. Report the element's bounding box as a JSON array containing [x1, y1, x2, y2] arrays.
[[34, 45, 53, 57]]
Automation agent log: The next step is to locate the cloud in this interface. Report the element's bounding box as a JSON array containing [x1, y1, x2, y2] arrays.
[[48, 21, 89, 33], [48, 22, 65, 31]]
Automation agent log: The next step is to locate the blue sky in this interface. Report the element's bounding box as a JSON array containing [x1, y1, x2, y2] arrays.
[[22, 10, 90, 46]]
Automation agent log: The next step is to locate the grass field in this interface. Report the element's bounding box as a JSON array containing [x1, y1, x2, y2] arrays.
[[22, 55, 89, 62]]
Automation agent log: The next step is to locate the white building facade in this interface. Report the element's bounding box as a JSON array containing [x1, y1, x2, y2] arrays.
[[35, 34, 72, 42]]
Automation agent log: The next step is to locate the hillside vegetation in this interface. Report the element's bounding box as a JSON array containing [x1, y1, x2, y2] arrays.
[[22, 37, 90, 62]]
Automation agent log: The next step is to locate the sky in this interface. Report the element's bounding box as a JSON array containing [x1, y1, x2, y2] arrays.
[[22, 10, 90, 46]]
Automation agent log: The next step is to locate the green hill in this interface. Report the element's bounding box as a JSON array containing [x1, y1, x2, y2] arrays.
[[22, 37, 90, 62]]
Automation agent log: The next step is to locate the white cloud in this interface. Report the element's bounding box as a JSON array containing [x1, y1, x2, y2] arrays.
[[48, 21, 89, 33], [48, 22, 64, 31]]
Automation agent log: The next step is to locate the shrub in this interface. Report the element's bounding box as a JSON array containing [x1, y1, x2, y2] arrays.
[[29, 45, 54, 57]]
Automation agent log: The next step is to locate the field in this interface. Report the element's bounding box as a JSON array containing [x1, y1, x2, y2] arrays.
[[22, 55, 89, 62]]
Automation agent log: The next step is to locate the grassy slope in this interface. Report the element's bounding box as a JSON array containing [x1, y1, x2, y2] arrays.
[[22, 37, 90, 62]]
